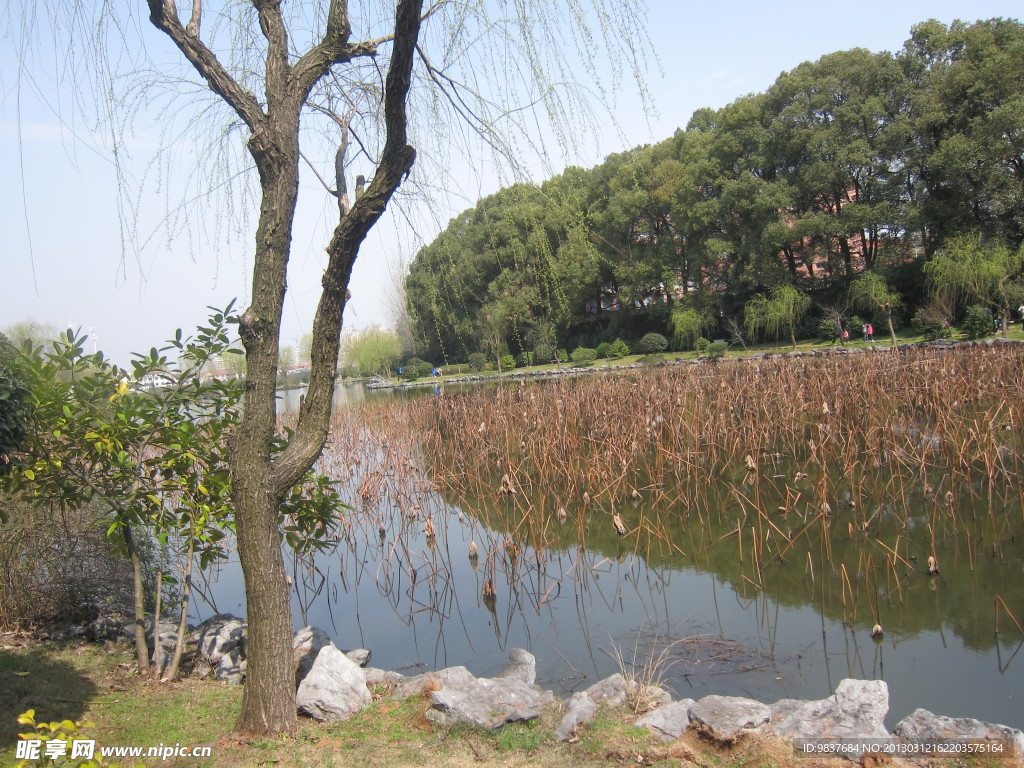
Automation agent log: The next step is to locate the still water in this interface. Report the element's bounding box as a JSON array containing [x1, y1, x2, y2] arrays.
[[195, 379, 1024, 730]]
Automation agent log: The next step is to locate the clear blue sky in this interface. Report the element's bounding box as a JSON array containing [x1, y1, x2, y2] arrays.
[[1, 0, 1021, 365]]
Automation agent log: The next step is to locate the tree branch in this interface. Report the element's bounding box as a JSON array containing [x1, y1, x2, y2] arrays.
[[147, 0, 265, 131], [272, 0, 423, 492], [293, 0, 394, 97]]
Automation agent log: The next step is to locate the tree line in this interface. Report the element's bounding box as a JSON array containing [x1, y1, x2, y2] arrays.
[[406, 18, 1024, 362]]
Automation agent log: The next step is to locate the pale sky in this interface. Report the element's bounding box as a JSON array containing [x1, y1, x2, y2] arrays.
[[2, 1, 1021, 366]]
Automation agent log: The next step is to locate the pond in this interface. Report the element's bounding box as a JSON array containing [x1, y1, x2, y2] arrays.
[[196, 349, 1024, 730]]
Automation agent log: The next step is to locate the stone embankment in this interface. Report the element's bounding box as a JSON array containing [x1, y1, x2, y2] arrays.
[[184, 615, 1022, 761]]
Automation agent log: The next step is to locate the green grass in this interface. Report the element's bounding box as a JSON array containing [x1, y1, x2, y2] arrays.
[[494, 720, 546, 752], [0, 625, 993, 768]]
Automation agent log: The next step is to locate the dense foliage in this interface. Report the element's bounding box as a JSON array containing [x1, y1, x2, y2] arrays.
[[407, 19, 1024, 361], [0, 334, 29, 478]]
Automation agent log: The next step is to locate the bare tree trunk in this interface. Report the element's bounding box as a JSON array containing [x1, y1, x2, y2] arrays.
[[152, 569, 163, 679], [232, 121, 304, 735], [164, 536, 194, 682], [150, 0, 424, 735], [122, 525, 151, 674]]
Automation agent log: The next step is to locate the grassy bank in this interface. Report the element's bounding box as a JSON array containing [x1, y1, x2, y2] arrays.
[[384, 324, 1024, 388], [1, 640, 993, 768]]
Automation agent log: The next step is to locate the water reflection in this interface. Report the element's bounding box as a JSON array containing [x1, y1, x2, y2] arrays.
[[200, 374, 1024, 730]]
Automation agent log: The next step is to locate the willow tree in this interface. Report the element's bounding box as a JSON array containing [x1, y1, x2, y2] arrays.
[[923, 234, 1024, 337], [15, 0, 651, 735], [849, 271, 902, 345], [744, 285, 812, 349]]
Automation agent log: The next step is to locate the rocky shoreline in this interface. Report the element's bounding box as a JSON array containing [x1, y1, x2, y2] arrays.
[[53, 614, 1024, 762]]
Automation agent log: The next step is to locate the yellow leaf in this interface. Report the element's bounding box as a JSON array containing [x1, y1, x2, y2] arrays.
[[13, 671, 29, 676], [60, 719, 77, 731]]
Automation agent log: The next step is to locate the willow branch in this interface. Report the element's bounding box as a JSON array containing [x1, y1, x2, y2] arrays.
[[147, 0, 265, 131]]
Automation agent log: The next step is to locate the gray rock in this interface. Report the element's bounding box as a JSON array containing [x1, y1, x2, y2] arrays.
[[344, 648, 372, 668], [689, 695, 771, 744], [635, 698, 696, 742], [145, 618, 183, 671], [494, 648, 536, 685], [555, 692, 599, 741], [193, 614, 246, 664], [295, 644, 371, 722], [894, 708, 1024, 756], [771, 678, 889, 743], [293, 626, 334, 688], [88, 614, 135, 643], [629, 682, 672, 709], [192, 614, 248, 684], [364, 667, 405, 688], [425, 676, 555, 729], [584, 673, 629, 706], [392, 665, 477, 700]]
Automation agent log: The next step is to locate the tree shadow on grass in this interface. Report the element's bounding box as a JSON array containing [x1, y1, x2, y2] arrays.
[[0, 647, 99, 749]]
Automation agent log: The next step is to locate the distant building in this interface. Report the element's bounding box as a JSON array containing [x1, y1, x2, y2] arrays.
[[135, 371, 178, 390]]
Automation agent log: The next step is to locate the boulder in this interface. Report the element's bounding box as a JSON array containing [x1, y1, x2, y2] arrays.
[[771, 678, 889, 744], [192, 614, 248, 684], [145, 618, 184, 672], [392, 665, 477, 700], [494, 648, 536, 685], [894, 708, 1024, 756], [293, 626, 333, 687], [345, 649, 372, 668], [425, 676, 555, 729], [636, 699, 695, 742], [583, 673, 629, 707], [295, 644, 371, 722], [88, 614, 136, 643], [364, 667, 405, 689], [688, 695, 771, 744], [629, 682, 672, 709], [555, 692, 599, 741]]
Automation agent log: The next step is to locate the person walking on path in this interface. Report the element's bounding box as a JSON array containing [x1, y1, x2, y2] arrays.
[[866, 322, 874, 342], [862, 322, 869, 343]]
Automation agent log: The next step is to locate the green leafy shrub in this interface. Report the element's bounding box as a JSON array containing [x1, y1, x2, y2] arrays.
[[0, 334, 29, 474], [556, 349, 569, 364], [707, 340, 728, 359], [637, 333, 667, 354], [499, 354, 516, 371], [531, 340, 556, 364], [400, 357, 433, 379], [515, 351, 534, 367], [962, 305, 994, 339], [595, 342, 611, 359], [467, 352, 487, 372], [15, 706, 139, 766], [695, 337, 710, 355], [817, 318, 840, 341], [911, 308, 951, 341], [570, 347, 597, 366], [607, 338, 631, 359]]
